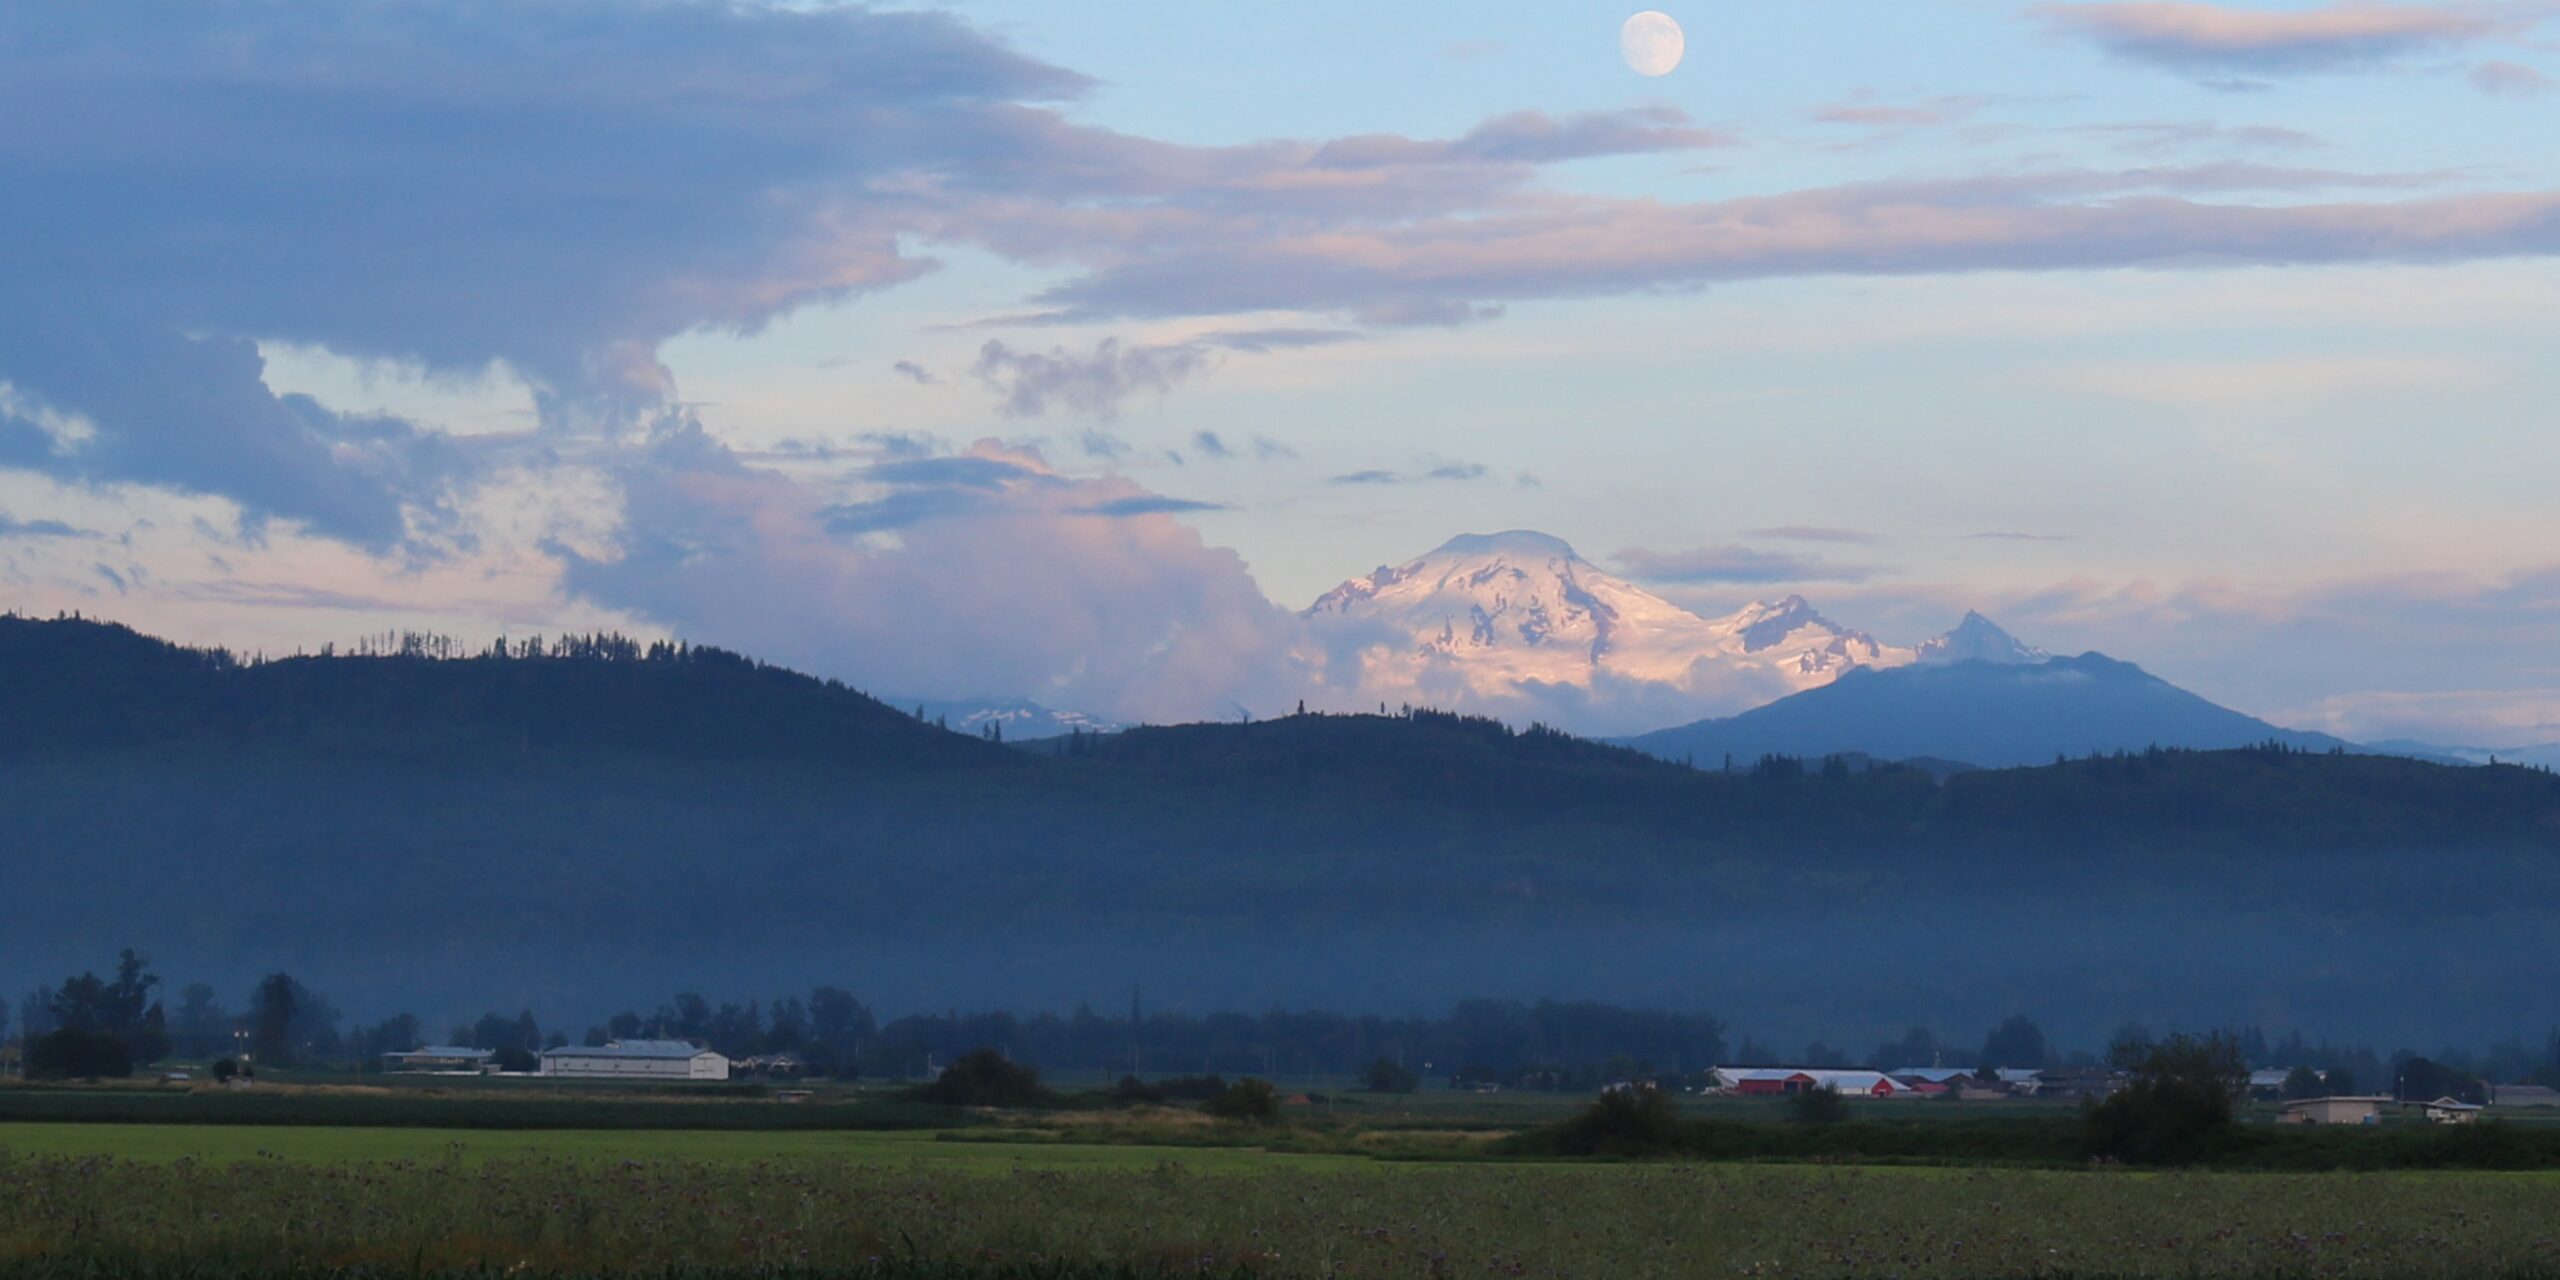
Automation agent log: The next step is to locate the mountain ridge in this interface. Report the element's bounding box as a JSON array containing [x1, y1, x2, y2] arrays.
[[1623, 649, 2354, 769], [8, 609, 2560, 1047]]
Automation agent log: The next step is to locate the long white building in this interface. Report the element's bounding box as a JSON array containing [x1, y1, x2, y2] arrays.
[[539, 1039, 730, 1081]]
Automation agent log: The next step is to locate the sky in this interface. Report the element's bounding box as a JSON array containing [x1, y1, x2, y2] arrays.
[[2, 0, 2557, 742]]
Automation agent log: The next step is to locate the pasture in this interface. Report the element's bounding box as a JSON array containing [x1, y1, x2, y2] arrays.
[[0, 1122, 1368, 1173], [11, 1146, 2560, 1278]]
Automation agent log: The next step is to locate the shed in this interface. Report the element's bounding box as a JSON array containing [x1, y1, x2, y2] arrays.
[[384, 1046, 498, 1074], [2278, 1095, 2390, 1125], [2420, 1096, 2483, 1125]]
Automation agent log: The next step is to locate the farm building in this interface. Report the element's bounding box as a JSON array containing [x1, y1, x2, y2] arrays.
[[2418, 1096, 2483, 1124], [1715, 1068, 1917, 1098], [2278, 1096, 2390, 1125], [2493, 1084, 2560, 1108], [383, 1046, 497, 1073], [539, 1039, 730, 1081], [2031, 1068, 2126, 1101]]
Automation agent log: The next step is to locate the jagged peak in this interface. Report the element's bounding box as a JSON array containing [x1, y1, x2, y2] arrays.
[[1917, 611, 2050, 666]]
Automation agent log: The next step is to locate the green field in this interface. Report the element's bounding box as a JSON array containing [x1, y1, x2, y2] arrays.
[[0, 1123, 1373, 1172], [15, 1142, 2560, 1278]]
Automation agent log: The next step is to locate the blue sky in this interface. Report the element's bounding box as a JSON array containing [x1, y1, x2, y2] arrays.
[[2, 0, 2557, 740]]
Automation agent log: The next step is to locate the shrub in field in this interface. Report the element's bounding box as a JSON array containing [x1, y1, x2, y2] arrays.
[[1109, 1074, 1163, 1104], [1361, 1058, 1418, 1093], [1152, 1073, 1227, 1101], [2084, 1032, 2244, 1165], [208, 1057, 237, 1083], [919, 1048, 1045, 1108], [1787, 1083, 1847, 1126], [1544, 1084, 1683, 1157], [1203, 1077, 1278, 1122]]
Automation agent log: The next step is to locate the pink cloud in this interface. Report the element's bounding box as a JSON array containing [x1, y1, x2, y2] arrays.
[[2032, 2, 2518, 73]]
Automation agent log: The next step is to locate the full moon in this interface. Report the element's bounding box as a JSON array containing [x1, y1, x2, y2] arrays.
[[1620, 11, 1685, 77]]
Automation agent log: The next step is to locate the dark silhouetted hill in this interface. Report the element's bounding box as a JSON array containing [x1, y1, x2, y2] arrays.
[[0, 613, 1006, 770], [1623, 652, 2353, 770], [8, 612, 2560, 1050]]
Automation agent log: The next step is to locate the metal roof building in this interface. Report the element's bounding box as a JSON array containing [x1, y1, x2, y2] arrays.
[[383, 1046, 498, 1073], [539, 1039, 730, 1081]]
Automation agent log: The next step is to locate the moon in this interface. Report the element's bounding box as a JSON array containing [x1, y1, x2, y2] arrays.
[[1620, 11, 1685, 77]]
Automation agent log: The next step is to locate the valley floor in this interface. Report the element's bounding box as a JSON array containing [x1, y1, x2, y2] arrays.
[[12, 1118, 2560, 1278]]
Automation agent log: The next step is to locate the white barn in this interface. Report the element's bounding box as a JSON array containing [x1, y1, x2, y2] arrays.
[[540, 1039, 730, 1081]]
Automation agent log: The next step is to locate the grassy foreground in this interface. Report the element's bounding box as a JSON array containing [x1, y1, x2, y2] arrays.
[[0, 1124, 1368, 1173], [14, 1151, 2560, 1278]]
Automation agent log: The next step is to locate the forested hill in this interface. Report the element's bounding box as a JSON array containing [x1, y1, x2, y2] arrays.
[[10, 611, 2560, 851], [0, 613, 1006, 770], [11, 610, 2560, 1045]]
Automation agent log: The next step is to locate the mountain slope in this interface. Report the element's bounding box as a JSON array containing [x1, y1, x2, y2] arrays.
[[1624, 652, 2351, 769], [1303, 531, 1912, 733]]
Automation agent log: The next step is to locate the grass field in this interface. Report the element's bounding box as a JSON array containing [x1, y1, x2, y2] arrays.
[[16, 1145, 2560, 1278], [0, 1123, 1375, 1172]]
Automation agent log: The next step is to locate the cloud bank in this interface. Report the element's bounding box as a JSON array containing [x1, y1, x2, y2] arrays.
[[2033, 2, 2519, 73]]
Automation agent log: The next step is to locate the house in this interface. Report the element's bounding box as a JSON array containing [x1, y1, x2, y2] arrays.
[[383, 1046, 498, 1074], [2493, 1084, 2560, 1108], [2418, 1096, 2483, 1125], [540, 1039, 730, 1081], [2278, 1095, 2391, 1125]]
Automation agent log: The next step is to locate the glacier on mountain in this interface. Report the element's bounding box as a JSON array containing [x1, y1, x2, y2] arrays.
[[1299, 530, 2022, 737]]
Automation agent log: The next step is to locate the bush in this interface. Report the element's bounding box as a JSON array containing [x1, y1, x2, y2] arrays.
[[1109, 1074, 1163, 1104], [491, 1045, 539, 1074], [26, 1029, 133, 1080], [209, 1057, 238, 1083], [1546, 1085, 1683, 1157], [918, 1048, 1046, 1108], [1203, 1077, 1279, 1122], [2085, 1033, 2244, 1165], [1788, 1083, 1848, 1126], [1153, 1073, 1228, 1101], [1361, 1058, 1418, 1094]]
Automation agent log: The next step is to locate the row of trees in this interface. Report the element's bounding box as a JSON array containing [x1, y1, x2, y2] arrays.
[[4, 953, 2548, 1097], [10, 953, 344, 1079]]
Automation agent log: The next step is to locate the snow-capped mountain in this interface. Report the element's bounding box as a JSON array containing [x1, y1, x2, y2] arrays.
[[898, 696, 1125, 741], [1915, 611, 2051, 666], [1302, 531, 1924, 733]]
